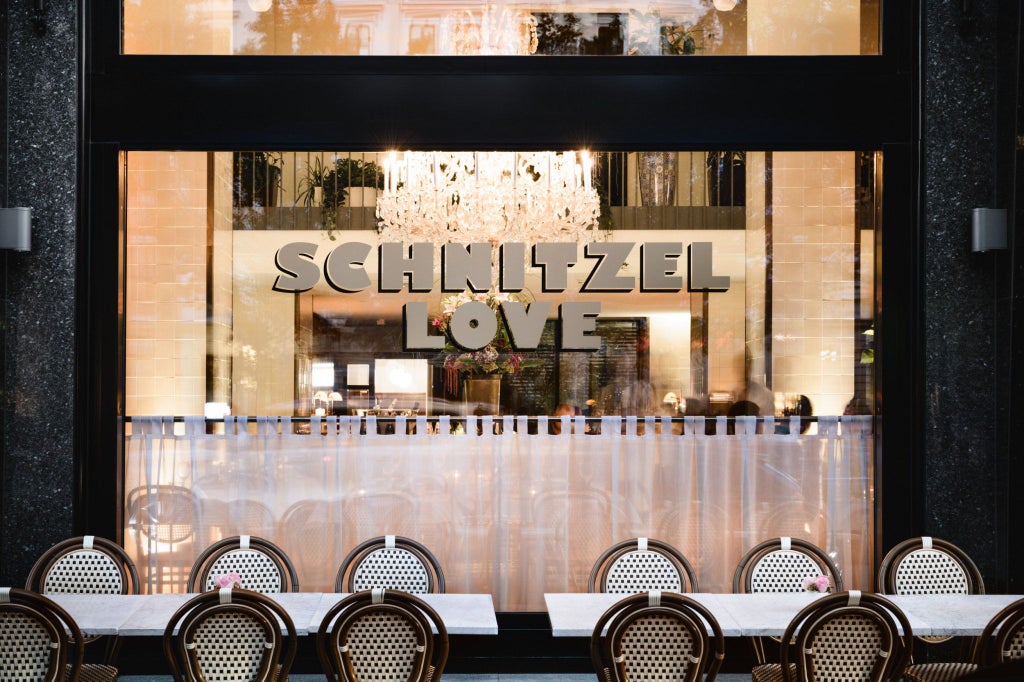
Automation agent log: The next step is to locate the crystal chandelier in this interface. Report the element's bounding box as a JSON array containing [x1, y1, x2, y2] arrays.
[[376, 151, 601, 245]]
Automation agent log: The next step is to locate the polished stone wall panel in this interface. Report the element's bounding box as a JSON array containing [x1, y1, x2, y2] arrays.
[[922, 1, 1003, 586], [0, 1, 77, 585]]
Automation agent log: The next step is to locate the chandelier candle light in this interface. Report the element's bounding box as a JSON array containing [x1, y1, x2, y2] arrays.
[[376, 151, 600, 244]]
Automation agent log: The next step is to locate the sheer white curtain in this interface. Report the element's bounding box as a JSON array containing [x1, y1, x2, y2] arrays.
[[124, 414, 873, 609]]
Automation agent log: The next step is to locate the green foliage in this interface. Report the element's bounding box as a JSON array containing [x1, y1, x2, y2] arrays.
[[297, 156, 385, 237]]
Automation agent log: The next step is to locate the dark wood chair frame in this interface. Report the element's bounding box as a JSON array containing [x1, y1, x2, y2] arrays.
[[775, 591, 913, 682], [335, 535, 446, 593], [0, 587, 83, 682], [25, 535, 140, 666], [877, 536, 985, 595], [590, 590, 725, 682], [976, 597, 1024, 668], [732, 536, 846, 664], [163, 587, 298, 682], [187, 534, 300, 593], [316, 588, 450, 682], [26, 535, 140, 595], [588, 537, 699, 594]]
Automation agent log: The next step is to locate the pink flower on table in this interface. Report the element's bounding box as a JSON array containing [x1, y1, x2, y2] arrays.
[[803, 574, 831, 592], [215, 572, 242, 589]]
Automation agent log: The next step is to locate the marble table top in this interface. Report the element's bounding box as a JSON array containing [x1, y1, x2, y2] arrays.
[[48, 591, 498, 637], [544, 592, 1024, 638], [311, 593, 498, 636]]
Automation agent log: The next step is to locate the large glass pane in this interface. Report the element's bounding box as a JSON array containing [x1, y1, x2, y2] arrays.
[[122, 1, 880, 56], [122, 149, 878, 605]]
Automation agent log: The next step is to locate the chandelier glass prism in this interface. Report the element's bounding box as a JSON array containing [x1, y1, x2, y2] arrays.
[[376, 151, 601, 244]]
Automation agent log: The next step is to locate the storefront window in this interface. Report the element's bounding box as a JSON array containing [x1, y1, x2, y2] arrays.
[[122, 1, 880, 56], [122, 149, 878, 606]]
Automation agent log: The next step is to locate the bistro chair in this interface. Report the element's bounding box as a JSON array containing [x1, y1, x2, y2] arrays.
[[751, 590, 913, 682], [25, 535, 140, 665], [878, 536, 985, 682], [316, 588, 449, 682], [125, 484, 201, 592], [0, 586, 119, 682], [188, 534, 300, 594], [590, 590, 725, 682], [588, 537, 699, 594], [733, 536, 845, 664], [974, 596, 1024, 668], [533, 488, 628, 593], [197, 498, 278, 547], [163, 587, 297, 682], [278, 498, 345, 592], [335, 535, 445, 594], [26, 535, 140, 596]]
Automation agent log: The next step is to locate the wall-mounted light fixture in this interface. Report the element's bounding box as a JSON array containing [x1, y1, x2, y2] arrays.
[[248, 0, 273, 12], [0, 208, 32, 251], [971, 207, 1007, 252]]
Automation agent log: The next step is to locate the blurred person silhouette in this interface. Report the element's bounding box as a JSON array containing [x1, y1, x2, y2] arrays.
[[726, 399, 760, 435], [776, 394, 814, 434], [551, 402, 581, 435]]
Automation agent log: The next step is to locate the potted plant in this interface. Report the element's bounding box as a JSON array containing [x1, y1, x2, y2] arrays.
[[298, 156, 385, 235], [232, 151, 283, 208]]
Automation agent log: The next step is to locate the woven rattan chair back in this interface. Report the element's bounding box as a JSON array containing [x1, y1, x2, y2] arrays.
[[336, 536, 445, 594], [734, 537, 844, 594], [878, 537, 984, 596], [317, 588, 450, 682], [126, 484, 199, 547], [163, 587, 297, 682], [279, 499, 345, 592], [777, 591, 912, 682], [590, 590, 725, 682], [879, 536, 984, 649], [0, 587, 82, 682], [588, 538, 699, 594], [733, 537, 845, 665], [26, 535, 140, 596], [188, 535, 299, 594], [976, 597, 1024, 667]]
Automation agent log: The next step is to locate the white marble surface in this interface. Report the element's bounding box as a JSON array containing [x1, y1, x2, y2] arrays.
[[310, 593, 499, 635], [545, 592, 1024, 638], [51, 592, 498, 637], [48, 593, 151, 636], [888, 594, 1024, 636], [544, 593, 744, 637]]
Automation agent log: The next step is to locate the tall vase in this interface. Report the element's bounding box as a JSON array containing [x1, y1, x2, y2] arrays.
[[637, 152, 677, 206], [464, 376, 501, 416]]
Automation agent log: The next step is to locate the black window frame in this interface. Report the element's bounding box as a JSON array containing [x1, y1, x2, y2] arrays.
[[76, 1, 923, 574]]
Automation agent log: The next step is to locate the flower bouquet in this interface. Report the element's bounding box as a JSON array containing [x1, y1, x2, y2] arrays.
[[803, 574, 831, 593], [214, 572, 243, 589], [432, 290, 533, 395]]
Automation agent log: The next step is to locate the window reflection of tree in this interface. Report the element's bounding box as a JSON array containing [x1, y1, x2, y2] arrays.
[[235, 1, 344, 55]]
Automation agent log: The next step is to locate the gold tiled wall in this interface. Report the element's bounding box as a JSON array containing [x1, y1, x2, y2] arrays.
[[770, 152, 857, 416], [125, 152, 209, 416]]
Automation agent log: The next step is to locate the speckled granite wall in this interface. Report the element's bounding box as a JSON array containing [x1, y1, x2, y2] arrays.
[[0, 0, 77, 585], [922, 1, 1008, 588]]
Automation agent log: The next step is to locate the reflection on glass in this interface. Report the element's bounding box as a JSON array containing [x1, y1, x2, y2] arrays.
[[123, 148, 878, 422], [122, 0, 880, 56]]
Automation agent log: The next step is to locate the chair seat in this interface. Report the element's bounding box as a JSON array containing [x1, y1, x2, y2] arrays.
[[751, 662, 795, 682], [66, 663, 119, 682], [904, 661, 980, 682]]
